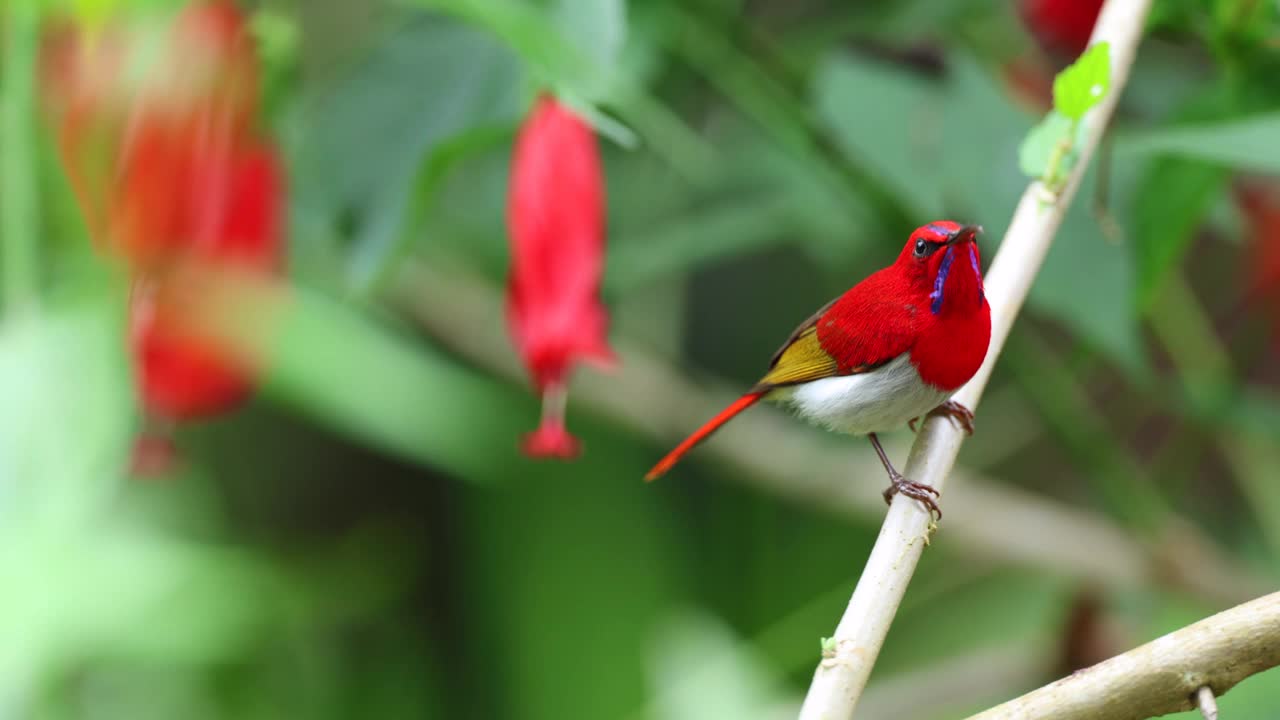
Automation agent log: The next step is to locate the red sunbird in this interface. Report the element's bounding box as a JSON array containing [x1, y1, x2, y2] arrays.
[[647, 222, 992, 519]]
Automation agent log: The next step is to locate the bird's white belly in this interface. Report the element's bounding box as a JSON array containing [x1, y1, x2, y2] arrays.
[[771, 354, 950, 436]]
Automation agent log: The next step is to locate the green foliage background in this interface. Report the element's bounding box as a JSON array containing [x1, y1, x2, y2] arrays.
[[2, 0, 1280, 718]]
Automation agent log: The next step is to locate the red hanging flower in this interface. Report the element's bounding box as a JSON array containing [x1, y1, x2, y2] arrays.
[[129, 142, 284, 421], [43, 0, 264, 272], [507, 94, 615, 458], [43, 1, 285, 474], [1018, 0, 1105, 60]]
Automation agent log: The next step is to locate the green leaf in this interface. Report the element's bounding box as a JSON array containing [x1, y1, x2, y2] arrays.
[[555, 90, 639, 148], [1053, 42, 1112, 120], [261, 285, 532, 477], [814, 52, 942, 218], [2, 1, 41, 310], [606, 193, 796, 293], [876, 569, 1070, 677], [551, 0, 626, 74], [414, 0, 615, 104], [293, 14, 523, 290], [1029, 163, 1147, 373], [462, 439, 680, 720], [646, 612, 788, 720], [43, 0, 171, 20], [248, 7, 300, 68], [1128, 154, 1227, 308], [1122, 112, 1280, 173], [1018, 111, 1077, 179], [0, 299, 305, 704]]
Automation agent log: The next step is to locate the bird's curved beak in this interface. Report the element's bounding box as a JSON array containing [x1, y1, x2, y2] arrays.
[[946, 225, 983, 246]]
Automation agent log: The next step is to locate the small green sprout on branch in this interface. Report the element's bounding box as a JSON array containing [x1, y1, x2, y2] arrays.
[[820, 636, 837, 658], [1019, 42, 1112, 198]]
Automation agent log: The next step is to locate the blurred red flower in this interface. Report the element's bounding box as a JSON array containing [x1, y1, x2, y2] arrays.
[[1236, 180, 1280, 350], [43, 0, 264, 271], [506, 94, 615, 459], [1019, 0, 1104, 60], [42, 1, 284, 473], [130, 143, 284, 422]]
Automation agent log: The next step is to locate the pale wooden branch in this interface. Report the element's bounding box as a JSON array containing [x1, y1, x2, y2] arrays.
[[796, 1, 1154, 717], [963, 591, 1280, 720], [391, 259, 1268, 606]]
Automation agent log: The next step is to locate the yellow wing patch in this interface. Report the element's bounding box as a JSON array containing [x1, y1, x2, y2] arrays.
[[756, 327, 839, 387]]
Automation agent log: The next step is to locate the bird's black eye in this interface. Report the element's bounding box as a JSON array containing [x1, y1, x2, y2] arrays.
[[914, 239, 928, 257]]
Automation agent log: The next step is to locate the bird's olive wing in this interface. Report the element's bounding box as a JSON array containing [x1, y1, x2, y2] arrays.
[[753, 293, 907, 391], [754, 298, 850, 389], [755, 327, 840, 388]]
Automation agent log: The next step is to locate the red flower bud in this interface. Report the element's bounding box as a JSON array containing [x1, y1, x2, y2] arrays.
[[1018, 0, 1104, 60], [507, 95, 615, 458]]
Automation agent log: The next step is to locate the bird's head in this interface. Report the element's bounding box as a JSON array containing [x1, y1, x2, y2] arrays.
[[896, 221, 985, 315]]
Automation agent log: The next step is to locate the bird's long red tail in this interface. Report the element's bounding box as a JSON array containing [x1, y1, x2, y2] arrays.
[[645, 392, 765, 481]]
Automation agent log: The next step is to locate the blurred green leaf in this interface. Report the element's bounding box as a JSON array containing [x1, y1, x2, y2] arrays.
[[1018, 111, 1078, 180], [262, 286, 533, 478], [814, 52, 942, 218], [0, 302, 131, 527], [460, 431, 680, 720], [2, 0, 41, 311], [607, 194, 795, 293], [1123, 112, 1280, 173], [1053, 42, 1112, 121], [646, 612, 788, 720], [1032, 168, 1146, 372], [412, 0, 623, 112], [1212, 385, 1280, 445], [0, 301, 304, 710], [295, 13, 523, 290], [250, 7, 301, 71], [877, 567, 1068, 675], [669, 13, 905, 230], [40, 0, 171, 20], [550, 0, 626, 75], [1128, 155, 1227, 308]]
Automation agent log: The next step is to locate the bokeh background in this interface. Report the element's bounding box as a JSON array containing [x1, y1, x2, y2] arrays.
[[3, 0, 1280, 718]]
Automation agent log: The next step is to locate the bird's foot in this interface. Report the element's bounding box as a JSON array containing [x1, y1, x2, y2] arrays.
[[882, 473, 942, 521], [935, 400, 975, 435], [910, 400, 976, 435]]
